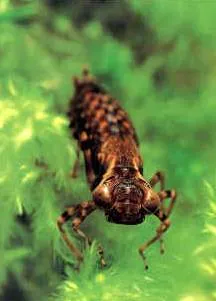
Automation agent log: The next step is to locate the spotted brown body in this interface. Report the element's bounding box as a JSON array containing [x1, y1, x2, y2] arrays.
[[57, 70, 177, 269], [68, 72, 141, 191]]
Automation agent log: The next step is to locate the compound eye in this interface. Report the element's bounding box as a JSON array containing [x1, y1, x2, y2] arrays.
[[93, 184, 111, 208]]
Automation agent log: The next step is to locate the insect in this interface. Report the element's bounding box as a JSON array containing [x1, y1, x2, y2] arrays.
[[57, 69, 176, 269]]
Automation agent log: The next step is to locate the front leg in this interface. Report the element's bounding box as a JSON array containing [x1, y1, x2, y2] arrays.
[[149, 171, 165, 190], [149, 171, 165, 218], [139, 189, 177, 269], [57, 201, 96, 263]]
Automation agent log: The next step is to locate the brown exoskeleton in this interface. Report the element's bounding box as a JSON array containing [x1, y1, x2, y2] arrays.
[[57, 69, 176, 269]]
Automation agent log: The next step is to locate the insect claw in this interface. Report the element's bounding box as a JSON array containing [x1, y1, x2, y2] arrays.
[[139, 249, 149, 270], [144, 259, 148, 270], [143, 256, 149, 270], [160, 238, 165, 254]]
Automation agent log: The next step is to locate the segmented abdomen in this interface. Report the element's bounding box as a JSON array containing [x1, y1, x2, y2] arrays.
[[68, 74, 140, 183]]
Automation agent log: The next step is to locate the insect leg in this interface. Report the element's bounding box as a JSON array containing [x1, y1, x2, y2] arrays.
[[149, 171, 165, 215], [71, 145, 80, 178], [158, 189, 177, 218], [138, 219, 170, 270], [157, 189, 176, 253], [57, 201, 96, 264], [73, 213, 107, 267], [149, 171, 165, 190], [83, 149, 96, 187], [138, 189, 176, 269]]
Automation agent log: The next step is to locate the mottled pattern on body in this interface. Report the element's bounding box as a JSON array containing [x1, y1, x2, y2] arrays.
[[68, 70, 142, 189], [57, 70, 176, 269]]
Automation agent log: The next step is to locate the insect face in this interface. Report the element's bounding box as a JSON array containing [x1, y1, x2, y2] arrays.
[[106, 181, 145, 225], [93, 166, 161, 225]]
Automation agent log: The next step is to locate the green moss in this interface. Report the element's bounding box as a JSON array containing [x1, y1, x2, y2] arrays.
[[1, 1, 216, 300]]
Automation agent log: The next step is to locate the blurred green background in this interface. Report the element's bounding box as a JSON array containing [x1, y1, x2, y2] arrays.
[[1, 0, 216, 300]]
